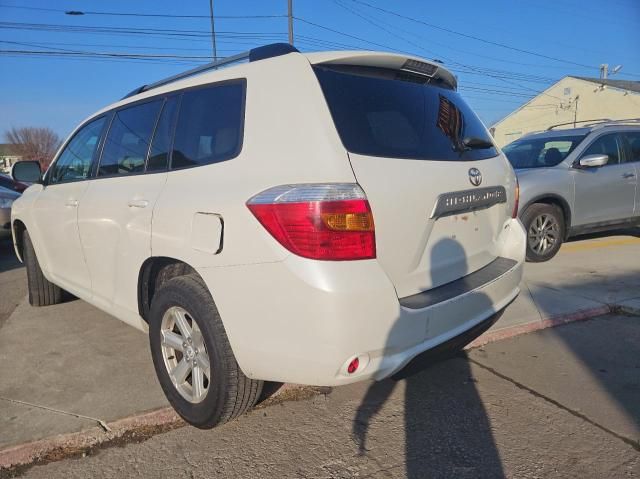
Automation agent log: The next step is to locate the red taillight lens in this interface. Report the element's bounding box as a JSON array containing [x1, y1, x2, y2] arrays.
[[512, 178, 520, 219], [247, 184, 376, 261]]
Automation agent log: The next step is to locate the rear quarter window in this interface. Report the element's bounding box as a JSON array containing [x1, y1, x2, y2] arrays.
[[314, 66, 497, 161], [171, 81, 245, 169]]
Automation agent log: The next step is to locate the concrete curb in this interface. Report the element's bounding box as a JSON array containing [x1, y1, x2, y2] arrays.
[[0, 305, 616, 472], [465, 305, 613, 349], [0, 408, 183, 473]]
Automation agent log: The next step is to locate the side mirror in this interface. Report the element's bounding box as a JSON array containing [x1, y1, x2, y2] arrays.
[[578, 154, 608, 168], [11, 160, 42, 183]]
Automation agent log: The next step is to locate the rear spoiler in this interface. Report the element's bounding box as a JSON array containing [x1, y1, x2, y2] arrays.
[[306, 51, 457, 90]]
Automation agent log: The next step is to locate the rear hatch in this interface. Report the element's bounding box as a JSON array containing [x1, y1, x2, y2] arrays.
[[314, 62, 514, 299]]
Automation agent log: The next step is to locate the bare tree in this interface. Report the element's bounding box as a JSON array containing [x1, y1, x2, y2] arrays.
[[4, 127, 61, 169]]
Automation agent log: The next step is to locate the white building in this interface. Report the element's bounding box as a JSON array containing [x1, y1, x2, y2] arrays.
[[0, 144, 22, 174], [490, 76, 640, 147]]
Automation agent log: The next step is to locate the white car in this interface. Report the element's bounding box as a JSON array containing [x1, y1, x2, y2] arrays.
[[11, 44, 525, 428]]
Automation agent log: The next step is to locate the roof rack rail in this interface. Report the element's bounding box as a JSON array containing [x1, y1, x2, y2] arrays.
[[547, 118, 611, 130], [122, 43, 299, 100], [547, 118, 640, 130], [589, 118, 640, 129]]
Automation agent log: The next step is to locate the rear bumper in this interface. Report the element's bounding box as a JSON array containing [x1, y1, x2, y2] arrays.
[[198, 218, 525, 386]]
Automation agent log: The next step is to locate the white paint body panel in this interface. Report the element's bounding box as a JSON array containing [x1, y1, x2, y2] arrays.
[[10, 49, 526, 385], [77, 173, 168, 327]]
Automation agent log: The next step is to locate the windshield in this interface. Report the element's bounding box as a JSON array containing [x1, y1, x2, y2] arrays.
[[314, 65, 497, 161], [503, 135, 586, 169]]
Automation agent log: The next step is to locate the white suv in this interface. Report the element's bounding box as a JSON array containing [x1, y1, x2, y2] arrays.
[[11, 44, 525, 428]]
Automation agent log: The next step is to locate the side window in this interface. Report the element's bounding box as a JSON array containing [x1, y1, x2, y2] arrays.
[[147, 96, 179, 172], [581, 134, 622, 165], [49, 116, 107, 184], [172, 82, 245, 169], [624, 132, 640, 163], [98, 100, 162, 176]]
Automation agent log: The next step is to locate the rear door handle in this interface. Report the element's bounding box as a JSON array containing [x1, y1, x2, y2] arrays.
[[128, 199, 149, 208], [622, 172, 636, 179], [65, 199, 79, 207]]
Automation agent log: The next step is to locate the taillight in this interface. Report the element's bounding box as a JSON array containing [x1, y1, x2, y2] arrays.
[[247, 183, 376, 261], [512, 178, 520, 219]]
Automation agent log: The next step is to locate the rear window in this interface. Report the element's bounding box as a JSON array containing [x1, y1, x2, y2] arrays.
[[314, 66, 497, 161], [503, 135, 586, 169]]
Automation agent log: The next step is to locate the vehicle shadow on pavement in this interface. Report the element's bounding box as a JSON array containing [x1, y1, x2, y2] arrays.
[[352, 238, 505, 478], [567, 227, 640, 243], [0, 239, 22, 273]]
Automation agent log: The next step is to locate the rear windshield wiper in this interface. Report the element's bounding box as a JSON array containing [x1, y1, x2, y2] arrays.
[[463, 137, 494, 150]]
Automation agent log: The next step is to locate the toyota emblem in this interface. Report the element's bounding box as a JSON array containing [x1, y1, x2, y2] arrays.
[[468, 168, 482, 187]]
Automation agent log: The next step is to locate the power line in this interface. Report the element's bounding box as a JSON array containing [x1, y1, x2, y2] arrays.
[[345, 0, 595, 69], [320, 5, 566, 102], [0, 39, 238, 53], [0, 48, 214, 60], [0, 4, 286, 19], [334, 0, 584, 73], [294, 17, 406, 53]]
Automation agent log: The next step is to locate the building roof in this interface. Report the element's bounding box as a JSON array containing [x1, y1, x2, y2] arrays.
[[570, 76, 640, 93], [0, 144, 22, 157]]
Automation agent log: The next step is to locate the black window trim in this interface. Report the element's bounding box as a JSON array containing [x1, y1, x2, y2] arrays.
[[44, 113, 111, 187], [621, 131, 640, 164], [577, 132, 627, 166], [93, 97, 165, 180], [44, 77, 247, 186], [168, 78, 247, 171], [159, 93, 182, 173]]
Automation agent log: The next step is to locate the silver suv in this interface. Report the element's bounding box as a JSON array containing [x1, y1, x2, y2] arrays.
[[503, 119, 640, 262]]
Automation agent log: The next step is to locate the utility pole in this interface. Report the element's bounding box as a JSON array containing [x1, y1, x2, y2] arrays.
[[288, 0, 294, 45], [209, 0, 217, 60], [600, 64, 608, 80]]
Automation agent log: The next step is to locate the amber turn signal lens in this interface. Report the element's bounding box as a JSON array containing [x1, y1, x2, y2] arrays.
[[321, 212, 374, 231]]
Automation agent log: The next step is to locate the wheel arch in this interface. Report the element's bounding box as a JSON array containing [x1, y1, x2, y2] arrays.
[[520, 194, 572, 239], [12, 219, 27, 262], [137, 257, 204, 323]]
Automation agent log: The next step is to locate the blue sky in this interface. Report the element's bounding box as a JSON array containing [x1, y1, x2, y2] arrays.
[[1, 0, 638, 140]]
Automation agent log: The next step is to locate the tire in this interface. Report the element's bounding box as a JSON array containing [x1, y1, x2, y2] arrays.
[[148, 274, 263, 429], [23, 230, 63, 306], [522, 203, 565, 262]]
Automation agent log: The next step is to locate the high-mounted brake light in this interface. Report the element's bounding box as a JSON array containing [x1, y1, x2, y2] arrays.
[[512, 178, 520, 219], [247, 184, 376, 261]]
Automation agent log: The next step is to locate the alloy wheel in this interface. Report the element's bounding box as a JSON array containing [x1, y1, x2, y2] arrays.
[[160, 306, 211, 404], [527, 213, 560, 255]]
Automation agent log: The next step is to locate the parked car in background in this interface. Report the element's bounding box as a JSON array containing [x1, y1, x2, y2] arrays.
[[0, 173, 27, 193], [0, 185, 20, 239], [503, 119, 640, 262], [11, 44, 525, 429]]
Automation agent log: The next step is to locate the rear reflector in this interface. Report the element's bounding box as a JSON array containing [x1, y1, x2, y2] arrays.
[[512, 178, 520, 219], [247, 184, 376, 261], [347, 357, 360, 374]]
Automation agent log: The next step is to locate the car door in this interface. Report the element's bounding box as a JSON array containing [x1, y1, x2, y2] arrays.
[[29, 116, 108, 296], [77, 97, 176, 321], [572, 132, 636, 226], [622, 131, 640, 217]]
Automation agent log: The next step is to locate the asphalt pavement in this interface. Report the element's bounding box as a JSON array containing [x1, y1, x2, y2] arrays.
[[1, 231, 640, 477], [13, 314, 640, 479], [0, 239, 25, 330]]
